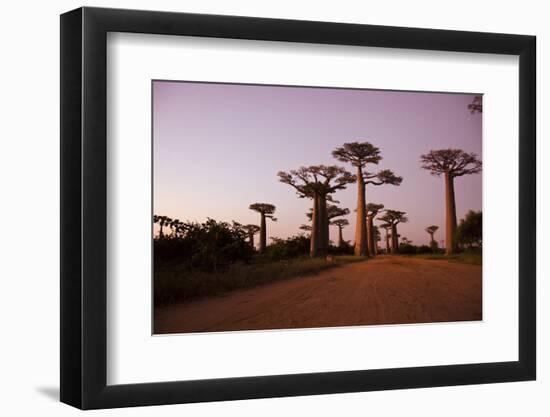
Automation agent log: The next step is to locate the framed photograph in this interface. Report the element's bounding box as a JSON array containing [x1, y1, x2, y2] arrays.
[[60, 7, 536, 409]]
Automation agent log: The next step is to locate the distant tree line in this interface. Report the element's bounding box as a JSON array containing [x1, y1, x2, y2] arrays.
[[153, 217, 254, 271]]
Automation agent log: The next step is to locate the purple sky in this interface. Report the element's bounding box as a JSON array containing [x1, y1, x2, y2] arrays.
[[153, 81, 482, 246]]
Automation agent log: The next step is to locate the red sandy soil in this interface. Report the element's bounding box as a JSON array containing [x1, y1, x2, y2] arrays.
[[154, 256, 482, 334]]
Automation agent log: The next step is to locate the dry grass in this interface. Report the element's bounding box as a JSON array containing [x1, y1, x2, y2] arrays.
[[155, 255, 365, 306], [407, 252, 482, 265]]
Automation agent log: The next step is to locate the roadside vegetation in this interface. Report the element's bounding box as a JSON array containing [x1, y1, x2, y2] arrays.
[[153, 218, 363, 306], [407, 252, 482, 266], [155, 253, 362, 306]]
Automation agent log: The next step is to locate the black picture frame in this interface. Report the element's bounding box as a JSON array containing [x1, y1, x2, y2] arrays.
[[60, 6, 536, 410]]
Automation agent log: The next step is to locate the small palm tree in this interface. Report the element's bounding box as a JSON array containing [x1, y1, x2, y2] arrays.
[[168, 219, 180, 237], [153, 215, 172, 239]]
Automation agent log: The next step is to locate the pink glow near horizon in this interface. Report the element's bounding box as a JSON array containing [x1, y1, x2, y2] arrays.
[[153, 81, 482, 247]]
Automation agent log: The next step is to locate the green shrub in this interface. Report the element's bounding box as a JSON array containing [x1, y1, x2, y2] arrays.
[[154, 218, 254, 271], [456, 210, 482, 250], [416, 245, 432, 254], [329, 241, 355, 255], [264, 234, 310, 260], [398, 243, 417, 254]]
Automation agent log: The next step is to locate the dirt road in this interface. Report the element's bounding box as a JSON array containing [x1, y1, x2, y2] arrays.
[[154, 256, 482, 334]]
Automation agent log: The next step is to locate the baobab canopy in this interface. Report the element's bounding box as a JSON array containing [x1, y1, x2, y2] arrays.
[[307, 204, 350, 222], [332, 142, 382, 167], [278, 165, 355, 256], [425, 225, 439, 235], [420, 149, 482, 178], [379, 210, 408, 226]]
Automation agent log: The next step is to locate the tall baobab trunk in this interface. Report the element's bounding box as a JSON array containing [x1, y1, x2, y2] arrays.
[[310, 194, 319, 257], [391, 224, 398, 253], [355, 166, 368, 256], [444, 172, 458, 255], [367, 215, 375, 256], [248, 232, 255, 248], [318, 195, 328, 255], [429, 232, 437, 253], [259, 213, 266, 253], [322, 199, 330, 253], [385, 229, 390, 253], [337, 226, 344, 247], [428, 232, 435, 247]]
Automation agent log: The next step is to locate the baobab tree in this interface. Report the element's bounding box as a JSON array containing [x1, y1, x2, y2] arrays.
[[378, 210, 408, 254], [331, 218, 349, 248], [326, 205, 350, 220], [373, 226, 381, 254], [311, 167, 354, 254], [278, 170, 319, 256], [366, 203, 384, 256], [278, 165, 354, 257], [306, 204, 350, 248], [332, 142, 402, 256], [379, 223, 391, 253], [420, 149, 482, 255], [243, 224, 261, 248], [425, 225, 439, 252], [249, 203, 277, 253]]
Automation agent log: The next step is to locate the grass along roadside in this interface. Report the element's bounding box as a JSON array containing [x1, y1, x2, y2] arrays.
[[406, 252, 482, 265], [155, 255, 365, 306]]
